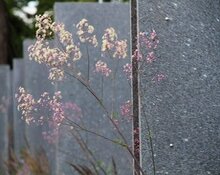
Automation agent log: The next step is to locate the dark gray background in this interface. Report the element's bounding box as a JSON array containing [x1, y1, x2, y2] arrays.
[[139, 1, 220, 175]]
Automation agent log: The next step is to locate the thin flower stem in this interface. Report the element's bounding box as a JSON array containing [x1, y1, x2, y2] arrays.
[[63, 118, 124, 147], [63, 69, 145, 175], [140, 88, 156, 175], [71, 131, 95, 164], [71, 129, 107, 175]]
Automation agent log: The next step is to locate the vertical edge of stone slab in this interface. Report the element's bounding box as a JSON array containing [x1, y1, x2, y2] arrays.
[[12, 58, 26, 158], [139, 1, 220, 175], [8, 65, 13, 174], [0, 65, 10, 175], [54, 3, 132, 175], [23, 39, 57, 175]]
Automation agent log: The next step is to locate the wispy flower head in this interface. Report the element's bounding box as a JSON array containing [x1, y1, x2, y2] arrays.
[[15, 87, 36, 125], [113, 40, 127, 58], [120, 100, 132, 121], [76, 18, 98, 47], [146, 51, 156, 63], [16, 88, 65, 144], [28, 40, 68, 81], [35, 13, 54, 39], [62, 102, 82, 121], [152, 73, 166, 82], [28, 40, 68, 66], [102, 27, 127, 59], [139, 30, 159, 49], [95, 60, 112, 77], [123, 63, 132, 80], [101, 27, 117, 52], [53, 23, 82, 61], [132, 49, 143, 62], [29, 14, 83, 81]]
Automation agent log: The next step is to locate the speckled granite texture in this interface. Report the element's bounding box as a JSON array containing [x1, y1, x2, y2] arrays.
[[139, 1, 220, 175]]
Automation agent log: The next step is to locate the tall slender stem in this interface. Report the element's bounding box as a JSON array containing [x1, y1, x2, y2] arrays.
[[63, 70, 145, 174], [143, 107, 156, 175], [139, 85, 156, 175], [71, 129, 108, 175]]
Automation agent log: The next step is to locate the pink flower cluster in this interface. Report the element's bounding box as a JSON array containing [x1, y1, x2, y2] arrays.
[[152, 73, 166, 82], [95, 60, 112, 77], [62, 102, 82, 121], [146, 51, 156, 63], [76, 19, 98, 47], [132, 49, 143, 62], [53, 23, 72, 45], [101, 27, 117, 51], [53, 23, 82, 61], [113, 40, 127, 58], [29, 13, 82, 81], [28, 40, 68, 81], [102, 27, 127, 59], [16, 88, 64, 126], [139, 30, 159, 49], [132, 30, 159, 64], [42, 120, 59, 144], [15, 87, 36, 124], [50, 91, 64, 126], [35, 13, 54, 39], [120, 100, 132, 121], [16, 88, 65, 143], [123, 63, 132, 80], [42, 102, 82, 144]]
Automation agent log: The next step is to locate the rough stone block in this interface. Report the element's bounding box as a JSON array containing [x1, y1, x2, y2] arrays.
[[139, 1, 220, 174]]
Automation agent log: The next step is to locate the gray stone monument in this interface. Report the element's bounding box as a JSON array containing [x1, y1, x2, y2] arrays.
[[139, 1, 220, 175], [54, 3, 132, 175], [0, 65, 10, 175], [12, 59, 26, 157]]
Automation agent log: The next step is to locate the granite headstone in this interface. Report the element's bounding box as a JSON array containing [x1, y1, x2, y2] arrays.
[[0, 65, 10, 175], [12, 59, 26, 157], [54, 3, 132, 175], [139, 1, 220, 175]]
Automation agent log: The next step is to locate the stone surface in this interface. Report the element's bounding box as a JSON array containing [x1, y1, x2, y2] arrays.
[[0, 65, 10, 175], [54, 3, 132, 175], [13, 59, 26, 157], [23, 40, 57, 174], [139, 1, 220, 175]]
